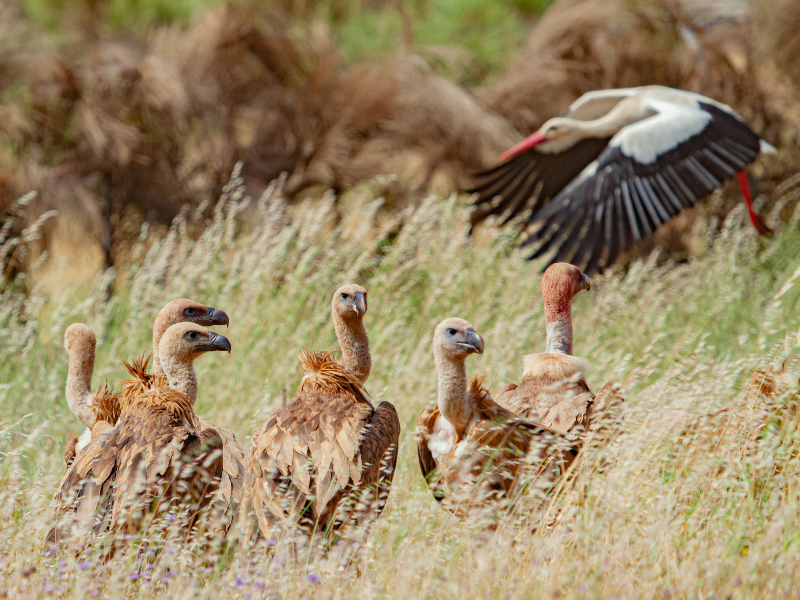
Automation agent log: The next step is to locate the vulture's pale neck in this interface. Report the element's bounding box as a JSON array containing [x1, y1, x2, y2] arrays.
[[151, 320, 170, 376], [333, 312, 371, 384], [159, 353, 198, 403], [543, 290, 574, 356], [434, 349, 472, 437], [66, 342, 98, 428]]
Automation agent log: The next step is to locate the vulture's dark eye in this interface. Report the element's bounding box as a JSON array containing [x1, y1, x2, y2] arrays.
[[185, 308, 196, 316], [447, 328, 457, 336], [187, 331, 198, 340], [340, 293, 349, 300]]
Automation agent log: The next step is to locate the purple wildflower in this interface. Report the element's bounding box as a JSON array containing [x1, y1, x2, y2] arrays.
[[78, 561, 91, 570], [91, 590, 100, 597], [166, 515, 176, 522], [265, 540, 276, 547], [306, 573, 320, 584], [235, 577, 245, 586], [130, 573, 139, 581]]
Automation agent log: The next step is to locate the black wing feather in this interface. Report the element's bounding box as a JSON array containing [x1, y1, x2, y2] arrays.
[[522, 102, 762, 274], [468, 137, 612, 227]]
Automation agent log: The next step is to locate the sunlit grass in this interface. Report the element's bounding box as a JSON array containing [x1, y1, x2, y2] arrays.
[[1, 170, 800, 597]]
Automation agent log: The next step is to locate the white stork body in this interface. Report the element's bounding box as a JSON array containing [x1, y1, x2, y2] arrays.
[[470, 86, 775, 273]]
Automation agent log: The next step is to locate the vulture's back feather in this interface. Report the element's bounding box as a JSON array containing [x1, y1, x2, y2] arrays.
[[243, 348, 399, 542]]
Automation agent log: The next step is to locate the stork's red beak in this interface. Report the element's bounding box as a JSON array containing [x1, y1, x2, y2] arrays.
[[500, 131, 547, 162]]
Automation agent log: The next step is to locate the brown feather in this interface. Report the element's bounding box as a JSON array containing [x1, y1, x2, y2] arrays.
[[415, 384, 576, 518], [242, 352, 399, 545]]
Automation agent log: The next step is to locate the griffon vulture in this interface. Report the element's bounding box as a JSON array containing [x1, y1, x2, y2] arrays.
[[416, 318, 577, 517], [52, 323, 232, 541], [242, 285, 399, 545], [494, 263, 622, 438]]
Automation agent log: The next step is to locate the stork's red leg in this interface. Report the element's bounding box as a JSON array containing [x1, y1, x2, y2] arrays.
[[736, 171, 773, 237]]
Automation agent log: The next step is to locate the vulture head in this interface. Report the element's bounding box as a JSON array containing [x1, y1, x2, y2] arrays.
[[64, 323, 96, 360], [434, 318, 485, 363], [158, 322, 232, 364], [542, 263, 590, 313], [332, 284, 368, 321], [153, 299, 229, 338]]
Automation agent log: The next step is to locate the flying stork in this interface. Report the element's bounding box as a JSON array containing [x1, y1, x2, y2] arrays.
[[469, 85, 776, 274]]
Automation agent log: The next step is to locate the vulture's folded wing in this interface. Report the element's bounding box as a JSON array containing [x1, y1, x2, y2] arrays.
[[415, 408, 445, 503]]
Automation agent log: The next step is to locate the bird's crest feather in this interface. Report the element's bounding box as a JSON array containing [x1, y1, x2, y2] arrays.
[[298, 349, 372, 405]]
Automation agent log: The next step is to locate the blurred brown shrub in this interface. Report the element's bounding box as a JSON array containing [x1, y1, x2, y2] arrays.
[[1, 0, 799, 284]]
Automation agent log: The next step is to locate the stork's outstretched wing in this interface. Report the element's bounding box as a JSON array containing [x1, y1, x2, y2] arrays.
[[522, 102, 761, 274], [468, 138, 612, 229]]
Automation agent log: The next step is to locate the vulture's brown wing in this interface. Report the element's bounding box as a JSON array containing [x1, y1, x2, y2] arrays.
[[109, 403, 215, 531], [539, 391, 595, 436], [468, 138, 612, 229], [495, 374, 593, 425], [245, 390, 373, 538], [197, 416, 245, 532], [355, 401, 400, 508], [415, 408, 440, 492], [50, 426, 118, 542]]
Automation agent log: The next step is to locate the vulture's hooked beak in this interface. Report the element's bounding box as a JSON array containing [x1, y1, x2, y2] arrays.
[[207, 332, 232, 354], [458, 329, 484, 355], [579, 273, 591, 292], [353, 292, 367, 316], [204, 306, 230, 328]]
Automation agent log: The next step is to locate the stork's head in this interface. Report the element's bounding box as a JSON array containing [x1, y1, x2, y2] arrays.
[[500, 117, 583, 160], [434, 318, 485, 363], [542, 263, 590, 320], [332, 284, 368, 321], [158, 322, 232, 364], [153, 299, 229, 343], [65, 323, 96, 357]]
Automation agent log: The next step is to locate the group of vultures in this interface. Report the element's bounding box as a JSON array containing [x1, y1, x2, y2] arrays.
[[50, 83, 779, 559], [52, 264, 621, 556]]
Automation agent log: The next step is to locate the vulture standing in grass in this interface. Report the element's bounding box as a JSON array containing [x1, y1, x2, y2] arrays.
[[416, 318, 576, 517], [52, 323, 232, 541], [61, 299, 244, 531], [242, 284, 399, 545], [469, 86, 776, 273], [494, 263, 622, 437]]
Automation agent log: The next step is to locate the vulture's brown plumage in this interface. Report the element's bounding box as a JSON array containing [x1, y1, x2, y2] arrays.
[[494, 263, 623, 438], [61, 300, 244, 529], [242, 285, 399, 544], [51, 323, 232, 542], [415, 318, 577, 517]]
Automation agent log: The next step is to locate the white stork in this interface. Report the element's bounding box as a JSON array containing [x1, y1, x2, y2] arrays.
[[469, 85, 776, 274]]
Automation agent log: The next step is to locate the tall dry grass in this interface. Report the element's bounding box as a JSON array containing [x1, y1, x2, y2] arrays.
[[1, 166, 800, 597]]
